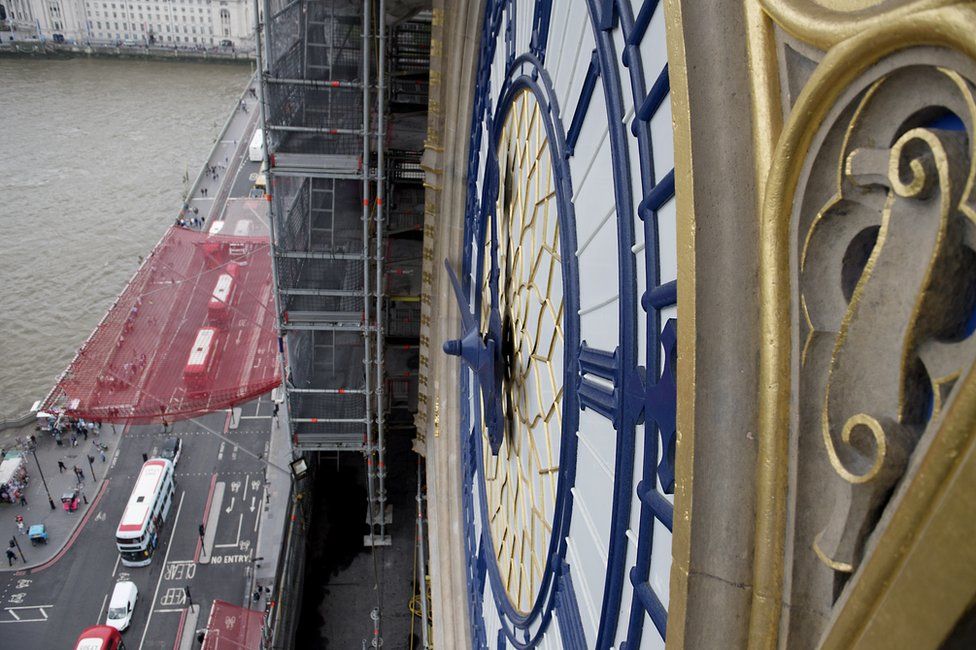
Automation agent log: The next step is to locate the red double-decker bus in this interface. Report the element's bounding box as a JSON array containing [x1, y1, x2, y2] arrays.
[[183, 327, 220, 393], [74, 625, 125, 650], [207, 273, 237, 326]]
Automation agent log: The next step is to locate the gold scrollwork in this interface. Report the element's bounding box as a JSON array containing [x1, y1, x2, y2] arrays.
[[750, 5, 976, 649], [759, 0, 957, 50]]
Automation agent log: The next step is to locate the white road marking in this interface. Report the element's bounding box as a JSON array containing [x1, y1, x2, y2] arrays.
[[154, 608, 186, 613], [138, 490, 186, 650], [224, 497, 236, 514], [0, 605, 52, 624], [98, 593, 109, 623], [255, 488, 266, 533], [112, 553, 121, 577], [215, 514, 243, 549]]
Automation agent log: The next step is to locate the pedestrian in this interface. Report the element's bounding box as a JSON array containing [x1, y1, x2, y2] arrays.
[[16, 517, 24, 535], [19, 493, 27, 507], [100, 448, 107, 463], [70, 432, 77, 447], [142, 452, 148, 463], [55, 432, 62, 446], [6, 548, 15, 566], [82, 426, 88, 441], [57, 459, 67, 473], [29, 434, 36, 448], [272, 403, 279, 418]]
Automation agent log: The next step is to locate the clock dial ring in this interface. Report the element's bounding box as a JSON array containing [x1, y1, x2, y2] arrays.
[[471, 56, 581, 640]]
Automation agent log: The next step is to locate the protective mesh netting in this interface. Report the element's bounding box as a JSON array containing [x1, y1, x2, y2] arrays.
[[202, 600, 265, 650], [43, 226, 280, 423]]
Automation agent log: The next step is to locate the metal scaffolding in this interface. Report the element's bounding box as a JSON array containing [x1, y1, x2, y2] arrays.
[[261, 0, 429, 551]]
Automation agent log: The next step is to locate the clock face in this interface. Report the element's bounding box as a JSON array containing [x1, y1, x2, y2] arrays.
[[479, 87, 566, 614], [449, 0, 679, 647]]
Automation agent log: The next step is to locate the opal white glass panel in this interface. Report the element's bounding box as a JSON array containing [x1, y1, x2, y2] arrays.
[[641, 619, 667, 650], [515, 0, 533, 56], [656, 196, 677, 285], [649, 519, 672, 608], [551, 2, 592, 115], [639, 2, 668, 90], [484, 579, 501, 648], [566, 537, 600, 643], [649, 92, 674, 175], [567, 79, 613, 186]]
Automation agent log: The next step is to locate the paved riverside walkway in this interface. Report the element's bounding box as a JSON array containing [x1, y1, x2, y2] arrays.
[[185, 76, 261, 226], [0, 422, 117, 571]]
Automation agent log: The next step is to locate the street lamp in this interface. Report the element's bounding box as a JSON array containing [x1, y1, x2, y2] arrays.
[[9, 537, 26, 564], [29, 447, 56, 510]]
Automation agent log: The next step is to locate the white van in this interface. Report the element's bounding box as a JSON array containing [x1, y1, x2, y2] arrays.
[[105, 581, 138, 632], [248, 128, 264, 163]]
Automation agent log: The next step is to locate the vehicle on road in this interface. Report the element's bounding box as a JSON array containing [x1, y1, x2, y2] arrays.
[[105, 581, 138, 632], [183, 328, 221, 394], [28, 523, 48, 545], [207, 273, 237, 326], [62, 488, 80, 512], [74, 625, 126, 649], [159, 436, 182, 466], [248, 128, 264, 163], [116, 458, 175, 567]]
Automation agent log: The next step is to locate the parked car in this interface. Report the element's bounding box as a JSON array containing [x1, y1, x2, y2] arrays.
[[159, 436, 182, 466], [105, 581, 138, 632]]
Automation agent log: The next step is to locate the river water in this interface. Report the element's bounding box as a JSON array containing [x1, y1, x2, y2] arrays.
[[0, 58, 250, 416]]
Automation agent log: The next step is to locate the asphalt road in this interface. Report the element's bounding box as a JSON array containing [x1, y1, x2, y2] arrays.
[[0, 397, 274, 648]]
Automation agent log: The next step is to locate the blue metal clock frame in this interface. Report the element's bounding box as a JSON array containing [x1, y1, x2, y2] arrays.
[[454, 0, 678, 647], [471, 51, 583, 649]]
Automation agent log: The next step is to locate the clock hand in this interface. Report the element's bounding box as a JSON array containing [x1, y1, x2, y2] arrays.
[[442, 259, 507, 454]]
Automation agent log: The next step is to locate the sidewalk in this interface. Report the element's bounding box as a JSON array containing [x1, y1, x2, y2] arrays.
[[185, 77, 260, 227], [0, 421, 117, 571]]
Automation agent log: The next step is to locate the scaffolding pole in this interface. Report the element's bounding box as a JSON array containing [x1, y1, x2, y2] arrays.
[[361, 0, 378, 552], [374, 0, 388, 544], [254, 0, 289, 432]]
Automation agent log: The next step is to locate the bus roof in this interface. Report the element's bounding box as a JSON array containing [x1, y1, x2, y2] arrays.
[[186, 328, 217, 367], [211, 274, 234, 303], [118, 459, 170, 534]]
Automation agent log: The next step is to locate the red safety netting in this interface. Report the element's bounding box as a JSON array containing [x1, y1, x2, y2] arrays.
[[43, 225, 280, 423], [202, 600, 266, 650]]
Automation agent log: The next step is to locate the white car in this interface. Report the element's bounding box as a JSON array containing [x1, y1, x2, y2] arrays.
[[105, 581, 138, 632]]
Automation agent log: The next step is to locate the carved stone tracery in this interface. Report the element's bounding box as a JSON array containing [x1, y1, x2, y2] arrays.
[[797, 63, 976, 577]]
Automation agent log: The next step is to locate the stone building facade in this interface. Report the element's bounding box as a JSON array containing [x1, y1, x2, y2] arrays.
[[2, 0, 255, 47]]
